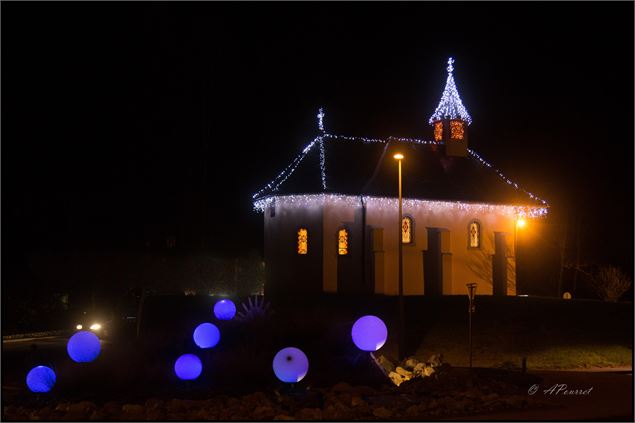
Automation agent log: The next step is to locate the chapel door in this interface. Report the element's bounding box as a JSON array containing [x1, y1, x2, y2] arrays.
[[423, 228, 443, 296]]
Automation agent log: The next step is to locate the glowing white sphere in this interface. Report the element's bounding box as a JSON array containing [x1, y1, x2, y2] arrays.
[[272, 347, 309, 383], [174, 354, 202, 380], [213, 299, 236, 320], [193, 322, 220, 349], [351, 315, 388, 352], [67, 330, 101, 363], [26, 366, 56, 393]]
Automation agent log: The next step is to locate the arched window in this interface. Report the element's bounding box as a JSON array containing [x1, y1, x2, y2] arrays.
[[338, 228, 349, 256], [468, 221, 480, 248], [401, 216, 413, 244], [297, 228, 308, 255]]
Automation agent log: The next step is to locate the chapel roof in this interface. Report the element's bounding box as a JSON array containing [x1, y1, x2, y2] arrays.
[[252, 133, 548, 210]]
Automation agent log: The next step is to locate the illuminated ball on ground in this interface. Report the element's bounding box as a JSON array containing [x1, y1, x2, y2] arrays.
[[351, 315, 388, 352], [213, 299, 236, 320], [193, 322, 220, 349], [174, 354, 202, 380], [26, 366, 56, 393], [67, 330, 101, 363], [272, 347, 309, 383]]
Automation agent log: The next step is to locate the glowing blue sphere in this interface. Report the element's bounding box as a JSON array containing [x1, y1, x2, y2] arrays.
[[174, 354, 202, 380], [66, 330, 101, 363], [213, 299, 236, 320], [272, 347, 309, 383], [26, 366, 56, 393], [351, 315, 388, 352], [193, 322, 220, 349]]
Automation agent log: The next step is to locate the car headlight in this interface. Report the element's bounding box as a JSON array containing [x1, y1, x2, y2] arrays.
[[89, 323, 102, 331], [76, 324, 83, 330]]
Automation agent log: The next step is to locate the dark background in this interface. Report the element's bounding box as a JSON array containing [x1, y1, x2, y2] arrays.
[[2, 2, 633, 314]]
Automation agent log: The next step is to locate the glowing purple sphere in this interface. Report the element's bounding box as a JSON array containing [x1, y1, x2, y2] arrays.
[[272, 347, 309, 383], [213, 299, 236, 320], [67, 330, 101, 363], [193, 322, 220, 349], [351, 315, 388, 352], [174, 354, 202, 380], [26, 366, 56, 393]]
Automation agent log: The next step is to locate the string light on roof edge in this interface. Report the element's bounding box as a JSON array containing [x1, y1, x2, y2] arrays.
[[253, 194, 548, 219], [429, 57, 473, 125]]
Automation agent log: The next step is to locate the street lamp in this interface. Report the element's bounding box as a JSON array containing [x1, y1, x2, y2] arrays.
[[394, 153, 405, 361]]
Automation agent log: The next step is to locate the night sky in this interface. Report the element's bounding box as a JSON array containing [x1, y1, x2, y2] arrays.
[[3, 3, 633, 275]]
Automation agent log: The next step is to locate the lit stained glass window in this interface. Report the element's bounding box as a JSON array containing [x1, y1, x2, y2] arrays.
[[469, 221, 480, 248], [297, 228, 308, 254], [434, 121, 443, 141], [450, 120, 464, 140], [401, 217, 413, 244], [338, 229, 348, 255]]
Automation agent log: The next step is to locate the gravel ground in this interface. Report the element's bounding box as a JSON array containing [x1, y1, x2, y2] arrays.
[[3, 366, 553, 421]]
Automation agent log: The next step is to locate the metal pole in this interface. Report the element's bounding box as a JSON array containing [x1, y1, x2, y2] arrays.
[[397, 158, 405, 361], [466, 283, 477, 369]]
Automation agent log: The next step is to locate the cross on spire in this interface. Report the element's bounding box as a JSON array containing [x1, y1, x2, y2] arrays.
[[317, 108, 325, 132], [447, 57, 454, 74]]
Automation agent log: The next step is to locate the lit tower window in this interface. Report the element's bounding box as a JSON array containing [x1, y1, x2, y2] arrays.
[[401, 216, 413, 244], [338, 229, 348, 255], [297, 228, 308, 254], [450, 120, 465, 140], [434, 121, 443, 141]]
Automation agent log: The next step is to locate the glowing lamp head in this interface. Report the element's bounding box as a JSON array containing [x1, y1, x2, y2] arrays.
[[272, 347, 309, 383], [66, 330, 101, 363], [193, 322, 220, 349], [213, 299, 237, 320], [26, 366, 56, 393], [393, 153, 404, 160], [516, 218, 526, 229], [75, 324, 83, 330], [351, 315, 388, 352], [174, 354, 202, 380]]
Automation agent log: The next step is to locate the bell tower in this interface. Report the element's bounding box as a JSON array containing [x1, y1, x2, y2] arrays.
[[429, 58, 472, 157]]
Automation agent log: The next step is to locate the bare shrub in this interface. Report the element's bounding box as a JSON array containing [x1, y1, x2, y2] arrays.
[[587, 265, 632, 302]]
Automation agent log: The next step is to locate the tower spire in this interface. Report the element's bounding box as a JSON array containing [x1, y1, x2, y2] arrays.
[[428, 57, 472, 125]]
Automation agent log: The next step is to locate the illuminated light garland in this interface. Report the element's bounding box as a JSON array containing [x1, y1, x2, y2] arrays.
[[251, 136, 321, 199], [467, 149, 548, 206], [253, 132, 549, 211], [319, 138, 327, 190], [253, 194, 549, 218], [429, 57, 473, 125]]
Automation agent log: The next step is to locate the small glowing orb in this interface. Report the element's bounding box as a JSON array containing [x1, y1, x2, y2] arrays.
[[193, 322, 220, 349], [272, 347, 309, 383], [213, 299, 237, 320], [516, 218, 526, 228], [563, 292, 572, 300], [351, 315, 388, 352], [76, 324, 83, 330], [174, 354, 202, 380], [26, 366, 56, 393], [67, 330, 101, 363]]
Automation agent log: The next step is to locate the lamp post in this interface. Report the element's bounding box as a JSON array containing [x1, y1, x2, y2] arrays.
[[394, 153, 405, 361], [466, 282, 477, 369]]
